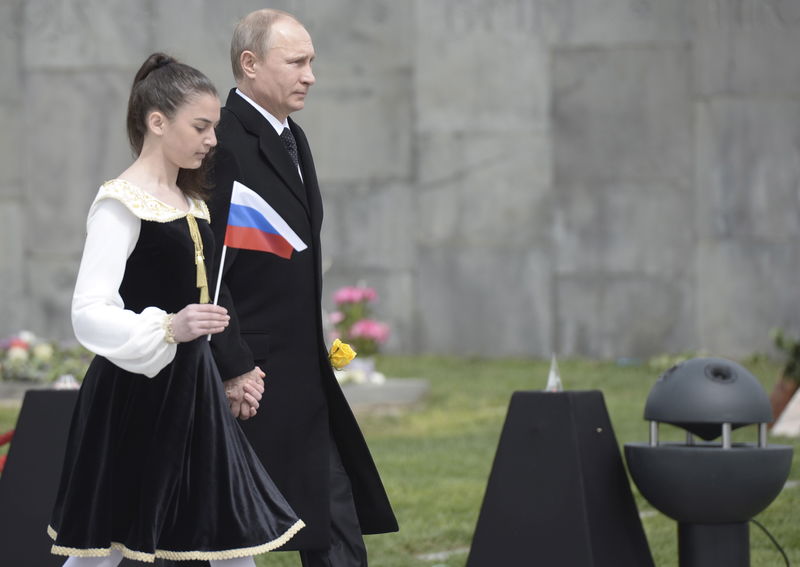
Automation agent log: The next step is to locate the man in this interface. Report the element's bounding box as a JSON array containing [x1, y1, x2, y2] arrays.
[[209, 9, 398, 567]]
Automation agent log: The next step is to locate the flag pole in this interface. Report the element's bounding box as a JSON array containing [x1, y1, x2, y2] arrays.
[[208, 245, 228, 341]]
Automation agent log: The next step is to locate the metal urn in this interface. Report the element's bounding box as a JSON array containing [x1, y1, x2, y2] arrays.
[[625, 357, 793, 567]]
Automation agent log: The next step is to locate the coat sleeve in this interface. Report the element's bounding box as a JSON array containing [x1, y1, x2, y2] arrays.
[[72, 198, 177, 377], [208, 144, 257, 380]]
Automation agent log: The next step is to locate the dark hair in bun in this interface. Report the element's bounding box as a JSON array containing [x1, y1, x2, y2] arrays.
[[126, 53, 218, 200]]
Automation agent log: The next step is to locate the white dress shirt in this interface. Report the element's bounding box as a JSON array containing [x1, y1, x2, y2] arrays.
[[235, 88, 303, 180], [71, 180, 209, 377]]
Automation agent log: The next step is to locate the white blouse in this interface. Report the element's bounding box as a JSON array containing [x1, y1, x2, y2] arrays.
[[71, 179, 210, 378]]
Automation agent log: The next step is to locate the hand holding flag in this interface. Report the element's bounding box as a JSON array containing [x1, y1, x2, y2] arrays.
[[209, 181, 307, 339]]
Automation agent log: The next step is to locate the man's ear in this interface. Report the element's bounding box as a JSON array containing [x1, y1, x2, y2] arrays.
[[240, 50, 259, 79], [146, 110, 167, 136]]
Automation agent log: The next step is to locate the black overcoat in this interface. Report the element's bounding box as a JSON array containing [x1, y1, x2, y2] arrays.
[[208, 89, 397, 550]]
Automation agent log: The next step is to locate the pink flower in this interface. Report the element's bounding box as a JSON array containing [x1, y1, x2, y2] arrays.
[[8, 337, 29, 350], [349, 319, 390, 344], [329, 311, 345, 325], [333, 286, 361, 304], [333, 285, 378, 305]]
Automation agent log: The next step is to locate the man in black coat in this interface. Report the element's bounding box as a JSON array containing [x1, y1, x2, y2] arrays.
[[208, 9, 397, 567]]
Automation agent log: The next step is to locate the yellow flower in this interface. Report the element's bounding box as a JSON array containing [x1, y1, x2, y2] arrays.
[[32, 343, 54, 362], [329, 338, 357, 370]]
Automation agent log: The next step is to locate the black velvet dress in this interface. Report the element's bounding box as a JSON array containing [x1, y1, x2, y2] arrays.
[[48, 184, 303, 563]]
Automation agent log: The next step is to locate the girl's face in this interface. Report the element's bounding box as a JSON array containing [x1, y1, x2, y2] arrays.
[[159, 92, 220, 170]]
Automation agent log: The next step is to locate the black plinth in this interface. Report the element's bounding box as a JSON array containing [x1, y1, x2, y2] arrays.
[[0, 389, 206, 567], [679, 522, 749, 567], [466, 390, 654, 567], [0, 389, 78, 567]]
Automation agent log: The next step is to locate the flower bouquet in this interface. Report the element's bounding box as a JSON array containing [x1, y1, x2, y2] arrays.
[[330, 285, 390, 384], [0, 330, 92, 384]]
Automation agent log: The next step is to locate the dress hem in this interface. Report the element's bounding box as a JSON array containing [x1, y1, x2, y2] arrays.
[[47, 520, 305, 563]]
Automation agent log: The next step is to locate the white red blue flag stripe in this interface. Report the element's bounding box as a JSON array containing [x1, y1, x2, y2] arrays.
[[223, 181, 307, 258]]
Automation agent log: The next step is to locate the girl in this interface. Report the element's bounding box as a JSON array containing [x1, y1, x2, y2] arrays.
[[48, 53, 303, 567]]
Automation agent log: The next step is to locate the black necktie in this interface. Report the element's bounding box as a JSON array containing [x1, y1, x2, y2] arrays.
[[280, 127, 299, 168]]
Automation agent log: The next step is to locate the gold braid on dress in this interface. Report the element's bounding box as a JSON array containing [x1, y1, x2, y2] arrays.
[[185, 214, 210, 304]]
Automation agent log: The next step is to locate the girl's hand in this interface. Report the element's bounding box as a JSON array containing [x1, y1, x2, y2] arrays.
[[171, 304, 229, 342]]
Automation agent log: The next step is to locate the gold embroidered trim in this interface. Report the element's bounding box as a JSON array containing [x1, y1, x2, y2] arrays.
[[95, 179, 210, 223], [163, 313, 177, 343], [48, 520, 304, 562], [186, 214, 210, 304]]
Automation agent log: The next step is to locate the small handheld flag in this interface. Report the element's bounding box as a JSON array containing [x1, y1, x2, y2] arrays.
[[209, 181, 307, 340], [224, 181, 307, 258]]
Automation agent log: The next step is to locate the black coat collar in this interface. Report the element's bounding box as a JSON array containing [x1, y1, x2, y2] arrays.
[[224, 89, 309, 213]]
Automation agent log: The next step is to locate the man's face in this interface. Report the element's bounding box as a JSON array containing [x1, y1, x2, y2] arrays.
[[250, 19, 315, 121]]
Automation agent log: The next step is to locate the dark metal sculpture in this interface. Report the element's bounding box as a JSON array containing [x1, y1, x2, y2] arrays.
[[625, 357, 793, 567]]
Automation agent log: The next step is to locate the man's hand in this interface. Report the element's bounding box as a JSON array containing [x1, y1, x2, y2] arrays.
[[223, 366, 266, 420]]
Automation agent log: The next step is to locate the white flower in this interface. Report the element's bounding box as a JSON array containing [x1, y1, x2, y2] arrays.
[[18, 330, 36, 343], [334, 369, 352, 385], [7, 346, 29, 362], [369, 371, 386, 385], [334, 368, 369, 385]]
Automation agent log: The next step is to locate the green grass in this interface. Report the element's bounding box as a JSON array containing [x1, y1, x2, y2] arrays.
[[351, 356, 800, 567], [1, 356, 797, 566]]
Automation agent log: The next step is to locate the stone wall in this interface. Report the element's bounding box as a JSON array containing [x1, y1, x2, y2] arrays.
[[1, 0, 799, 359], [0, 1, 25, 337]]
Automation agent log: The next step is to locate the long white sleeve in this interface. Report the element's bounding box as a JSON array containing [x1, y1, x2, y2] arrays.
[[71, 197, 177, 377]]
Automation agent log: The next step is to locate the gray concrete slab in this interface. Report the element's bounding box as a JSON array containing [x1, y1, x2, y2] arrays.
[[693, 0, 800, 96], [22, 0, 151, 70], [0, 378, 430, 416], [341, 377, 429, 415], [0, 203, 26, 336]]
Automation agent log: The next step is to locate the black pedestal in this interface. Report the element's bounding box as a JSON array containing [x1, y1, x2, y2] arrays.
[[467, 390, 654, 567], [679, 522, 750, 567], [0, 389, 78, 567], [0, 389, 204, 567]]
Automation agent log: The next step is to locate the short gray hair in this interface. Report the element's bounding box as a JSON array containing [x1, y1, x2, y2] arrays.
[[230, 9, 301, 81]]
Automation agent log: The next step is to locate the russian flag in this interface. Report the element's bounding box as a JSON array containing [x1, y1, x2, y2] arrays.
[[223, 181, 307, 259]]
